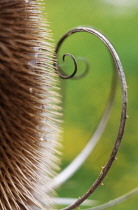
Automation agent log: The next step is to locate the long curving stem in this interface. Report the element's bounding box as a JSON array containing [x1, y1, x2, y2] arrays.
[[54, 27, 128, 210]]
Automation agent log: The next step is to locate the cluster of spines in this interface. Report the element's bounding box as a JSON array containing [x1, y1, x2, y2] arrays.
[[0, 0, 61, 209]]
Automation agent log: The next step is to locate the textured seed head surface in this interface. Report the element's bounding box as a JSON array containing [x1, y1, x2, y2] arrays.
[[0, 0, 61, 209]]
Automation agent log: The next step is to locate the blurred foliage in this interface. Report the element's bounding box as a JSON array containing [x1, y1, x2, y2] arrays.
[[43, 0, 138, 209]]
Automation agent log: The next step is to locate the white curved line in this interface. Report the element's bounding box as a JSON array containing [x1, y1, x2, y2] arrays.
[[53, 72, 117, 188]]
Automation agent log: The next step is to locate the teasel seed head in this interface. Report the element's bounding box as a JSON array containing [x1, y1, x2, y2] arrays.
[[0, 0, 61, 209]]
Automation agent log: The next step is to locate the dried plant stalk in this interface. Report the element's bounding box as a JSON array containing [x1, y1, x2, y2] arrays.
[[54, 27, 128, 210]]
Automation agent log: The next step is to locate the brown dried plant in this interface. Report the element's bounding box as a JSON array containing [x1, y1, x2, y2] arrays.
[[0, 1, 137, 210], [0, 0, 61, 209]]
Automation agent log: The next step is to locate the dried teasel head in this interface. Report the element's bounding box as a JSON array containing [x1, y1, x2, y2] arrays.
[[0, 0, 61, 209]]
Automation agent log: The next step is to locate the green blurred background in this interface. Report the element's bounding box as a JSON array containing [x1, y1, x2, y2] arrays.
[[44, 0, 138, 209]]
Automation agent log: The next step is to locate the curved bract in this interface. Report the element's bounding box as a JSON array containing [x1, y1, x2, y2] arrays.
[[53, 70, 117, 189], [54, 27, 128, 210]]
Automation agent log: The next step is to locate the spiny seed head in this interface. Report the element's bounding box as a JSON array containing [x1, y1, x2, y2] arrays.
[[0, 0, 61, 209]]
